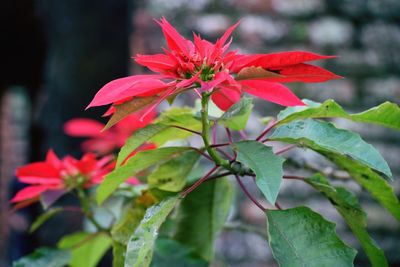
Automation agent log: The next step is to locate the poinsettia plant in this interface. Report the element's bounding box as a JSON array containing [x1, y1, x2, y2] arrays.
[[12, 18, 400, 267]]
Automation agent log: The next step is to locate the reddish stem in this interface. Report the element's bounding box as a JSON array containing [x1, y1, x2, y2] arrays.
[[235, 175, 266, 212], [216, 147, 234, 161], [283, 175, 306, 180], [275, 144, 297, 155], [210, 143, 230, 148], [225, 128, 233, 143], [171, 125, 201, 135], [225, 128, 237, 159], [190, 147, 213, 161], [181, 165, 219, 197], [239, 130, 248, 139], [204, 171, 232, 182], [212, 123, 217, 144], [256, 120, 277, 141]]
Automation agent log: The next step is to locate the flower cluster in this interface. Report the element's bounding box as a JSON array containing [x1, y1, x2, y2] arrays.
[[64, 108, 157, 155], [87, 18, 340, 121], [11, 150, 114, 204]]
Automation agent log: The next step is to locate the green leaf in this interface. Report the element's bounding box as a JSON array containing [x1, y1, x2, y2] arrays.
[[58, 232, 111, 267], [306, 174, 388, 267], [97, 147, 190, 204], [219, 97, 253, 130], [124, 196, 180, 267], [117, 124, 169, 166], [232, 140, 285, 205], [270, 119, 392, 177], [112, 241, 126, 267], [111, 205, 146, 245], [277, 99, 400, 131], [116, 107, 201, 166], [12, 247, 70, 267], [29, 207, 63, 233], [104, 97, 157, 130], [148, 150, 200, 192], [266, 206, 357, 267], [151, 238, 208, 267], [327, 153, 400, 221], [174, 178, 233, 261]]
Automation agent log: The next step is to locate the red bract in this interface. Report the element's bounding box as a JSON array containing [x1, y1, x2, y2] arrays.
[[11, 150, 114, 205], [64, 108, 157, 155], [87, 17, 340, 121]]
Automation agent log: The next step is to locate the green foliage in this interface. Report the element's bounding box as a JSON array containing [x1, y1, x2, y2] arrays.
[[174, 178, 233, 261], [97, 147, 190, 204], [306, 174, 388, 267], [16, 89, 399, 267], [266, 206, 357, 267], [233, 140, 285, 205], [326, 153, 400, 221], [148, 150, 200, 192], [111, 205, 146, 245], [58, 232, 111, 267], [112, 241, 126, 267], [116, 107, 201, 166], [277, 99, 400, 131], [29, 207, 63, 233], [151, 238, 208, 267], [124, 197, 180, 267], [270, 119, 392, 177], [219, 97, 253, 130], [12, 247, 70, 267]]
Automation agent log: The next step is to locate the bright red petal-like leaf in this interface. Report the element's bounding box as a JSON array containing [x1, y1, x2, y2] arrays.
[[16, 162, 60, 179], [135, 54, 177, 73], [268, 63, 342, 83], [81, 139, 117, 154], [46, 149, 62, 169], [116, 107, 157, 135], [232, 51, 336, 73], [18, 176, 62, 185], [240, 80, 305, 107], [212, 86, 242, 111], [216, 21, 240, 48], [87, 75, 168, 108], [64, 119, 105, 137], [11, 185, 51, 203], [156, 17, 191, 57]]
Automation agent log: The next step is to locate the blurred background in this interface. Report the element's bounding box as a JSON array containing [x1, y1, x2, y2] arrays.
[[1, 0, 399, 266]]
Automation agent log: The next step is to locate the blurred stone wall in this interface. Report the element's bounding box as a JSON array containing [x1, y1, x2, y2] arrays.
[[130, 1, 400, 266]]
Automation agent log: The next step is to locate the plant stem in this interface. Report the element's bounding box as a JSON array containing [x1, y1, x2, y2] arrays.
[[234, 175, 266, 212], [210, 143, 230, 148], [275, 144, 297, 155], [190, 147, 213, 161], [255, 119, 277, 141], [171, 125, 201, 135], [181, 165, 219, 197], [200, 92, 232, 170], [225, 127, 237, 159], [204, 171, 232, 181], [283, 175, 306, 180], [76, 188, 106, 231]]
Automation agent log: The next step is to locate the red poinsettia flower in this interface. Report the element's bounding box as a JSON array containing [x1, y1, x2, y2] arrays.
[[11, 150, 114, 205], [64, 108, 157, 155], [87, 17, 340, 121]]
